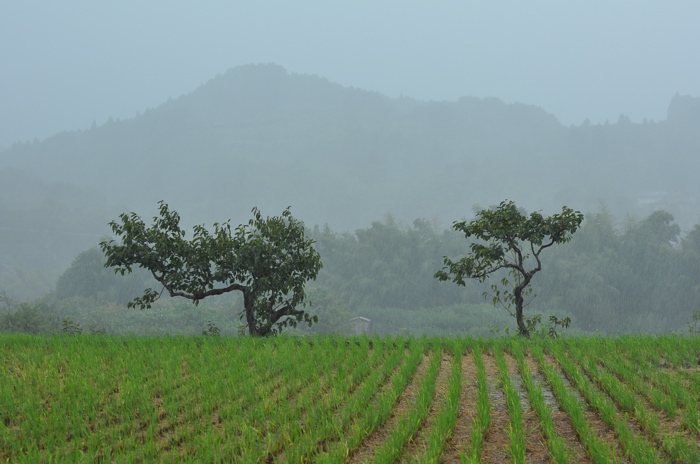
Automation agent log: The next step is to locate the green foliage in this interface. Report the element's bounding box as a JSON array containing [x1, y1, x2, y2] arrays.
[[524, 314, 571, 339], [55, 247, 153, 304], [60, 317, 105, 335], [689, 309, 700, 335], [540, 207, 695, 333], [202, 320, 221, 337], [100, 202, 322, 337], [61, 317, 83, 335], [488, 314, 570, 339], [27, 203, 700, 337], [436, 200, 583, 337], [0, 291, 57, 335], [289, 286, 352, 335], [359, 304, 515, 338], [311, 217, 470, 310]]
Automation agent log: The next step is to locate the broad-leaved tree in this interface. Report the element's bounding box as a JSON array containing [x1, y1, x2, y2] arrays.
[[100, 202, 322, 337]]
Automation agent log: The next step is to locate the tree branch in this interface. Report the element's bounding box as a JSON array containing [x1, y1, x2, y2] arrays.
[[269, 304, 304, 325], [151, 271, 246, 301]]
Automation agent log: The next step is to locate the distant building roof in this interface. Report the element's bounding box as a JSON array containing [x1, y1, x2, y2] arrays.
[[350, 316, 370, 322]]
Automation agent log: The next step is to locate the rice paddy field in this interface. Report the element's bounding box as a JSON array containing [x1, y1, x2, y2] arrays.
[[1, 334, 699, 463]]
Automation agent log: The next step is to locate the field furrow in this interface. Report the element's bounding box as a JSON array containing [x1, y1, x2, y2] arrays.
[[539, 350, 628, 463], [551, 346, 665, 463], [520, 350, 591, 463], [440, 348, 478, 463], [567, 343, 700, 463], [1, 335, 699, 463], [347, 350, 433, 463], [400, 350, 455, 462], [502, 350, 551, 463], [479, 350, 512, 463]]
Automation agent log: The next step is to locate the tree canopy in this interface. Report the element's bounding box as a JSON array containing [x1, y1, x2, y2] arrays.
[[99, 202, 322, 337], [435, 201, 584, 337]]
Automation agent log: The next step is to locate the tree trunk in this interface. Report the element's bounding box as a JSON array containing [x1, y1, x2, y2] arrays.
[[514, 273, 534, 338], [514, 286, 529, 338], [243, 291, 268, 337]]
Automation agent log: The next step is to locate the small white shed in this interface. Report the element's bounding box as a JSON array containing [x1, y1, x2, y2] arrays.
[[349, 316, 371, 335]]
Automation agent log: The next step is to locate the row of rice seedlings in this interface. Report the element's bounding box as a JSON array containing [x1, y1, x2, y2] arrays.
[[133, 336, 366, 461], [285, 340, 406, 462], [220, 338, 367, 460], [653, 336, 700, 369], [530, 345, 616, 464], [2, 336, 343, 461], [632, 357, 700, 436], [372, 348, 443, 463], [418, 342, 463, 463], [606, 337, 700, 435], [549, 344, 663, 464], [510, 344, 570, 464], [317, 340, 426, 463], [146, 339, 288, 459], [183, 337, 385, 461], [567, 342, 700, 463], [8, 338, 123, 458], [492, 345, 525, 464], [1, 336, 148, 459], [98, 337, 274, 460], [461, 345, 490, 464], [262, 340, 384, 458], [599, 337, 693, 421]]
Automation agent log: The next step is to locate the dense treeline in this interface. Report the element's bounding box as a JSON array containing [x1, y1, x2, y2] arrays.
[[310, 207, 698, 334], [8, 206, 695, 337], [2, 65, 700, 306]]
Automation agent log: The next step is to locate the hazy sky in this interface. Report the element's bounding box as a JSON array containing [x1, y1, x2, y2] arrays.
[[2, 1, 699, 148]]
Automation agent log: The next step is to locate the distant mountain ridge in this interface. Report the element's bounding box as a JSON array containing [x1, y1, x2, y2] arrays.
[[2, 64, 700, 299], [0, 65, 570, 222]]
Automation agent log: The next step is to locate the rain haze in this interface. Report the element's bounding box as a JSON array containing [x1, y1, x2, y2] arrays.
[[1, 1, 700, 338], [4, 5, 700, 455], [2, 1, 699, 147]]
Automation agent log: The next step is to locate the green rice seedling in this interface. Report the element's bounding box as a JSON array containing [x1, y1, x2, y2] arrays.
[[226, 340, 351, 456], [589, 338, 680, 416], [551, 344, 663, 464], [567, 342, 700, 463], [263, 340, 381, 458], [531, 345, 615, 464], [2, 334, 698, 462], [317, 339, 425, 463], [511, 344, 570, 464], [285, 341, 397, 462], [493, 345, 525, 464], [373, 348, 442, 463], [419, 341, 463, 463], [601, 337, 700, 435], [461, 344, 490, 464]]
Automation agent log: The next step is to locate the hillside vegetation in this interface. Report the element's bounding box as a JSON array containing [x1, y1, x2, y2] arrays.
[[2, 64, 700, 301]]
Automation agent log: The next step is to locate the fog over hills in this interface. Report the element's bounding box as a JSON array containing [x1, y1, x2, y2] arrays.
[[2, 64, 700, 298]]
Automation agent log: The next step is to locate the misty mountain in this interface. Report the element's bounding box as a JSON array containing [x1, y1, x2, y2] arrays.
[[1, 64, 567, 229], [0, 168, 121, 299], [1, 64, 700, 299]]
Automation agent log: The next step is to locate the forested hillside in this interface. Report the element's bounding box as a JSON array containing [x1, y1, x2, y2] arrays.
[[1, 64, 699, 309], [39, 206, 697, 336]]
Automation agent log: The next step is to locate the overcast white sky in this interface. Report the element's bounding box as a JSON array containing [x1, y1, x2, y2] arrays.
[[1, 1, 699, 148]]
